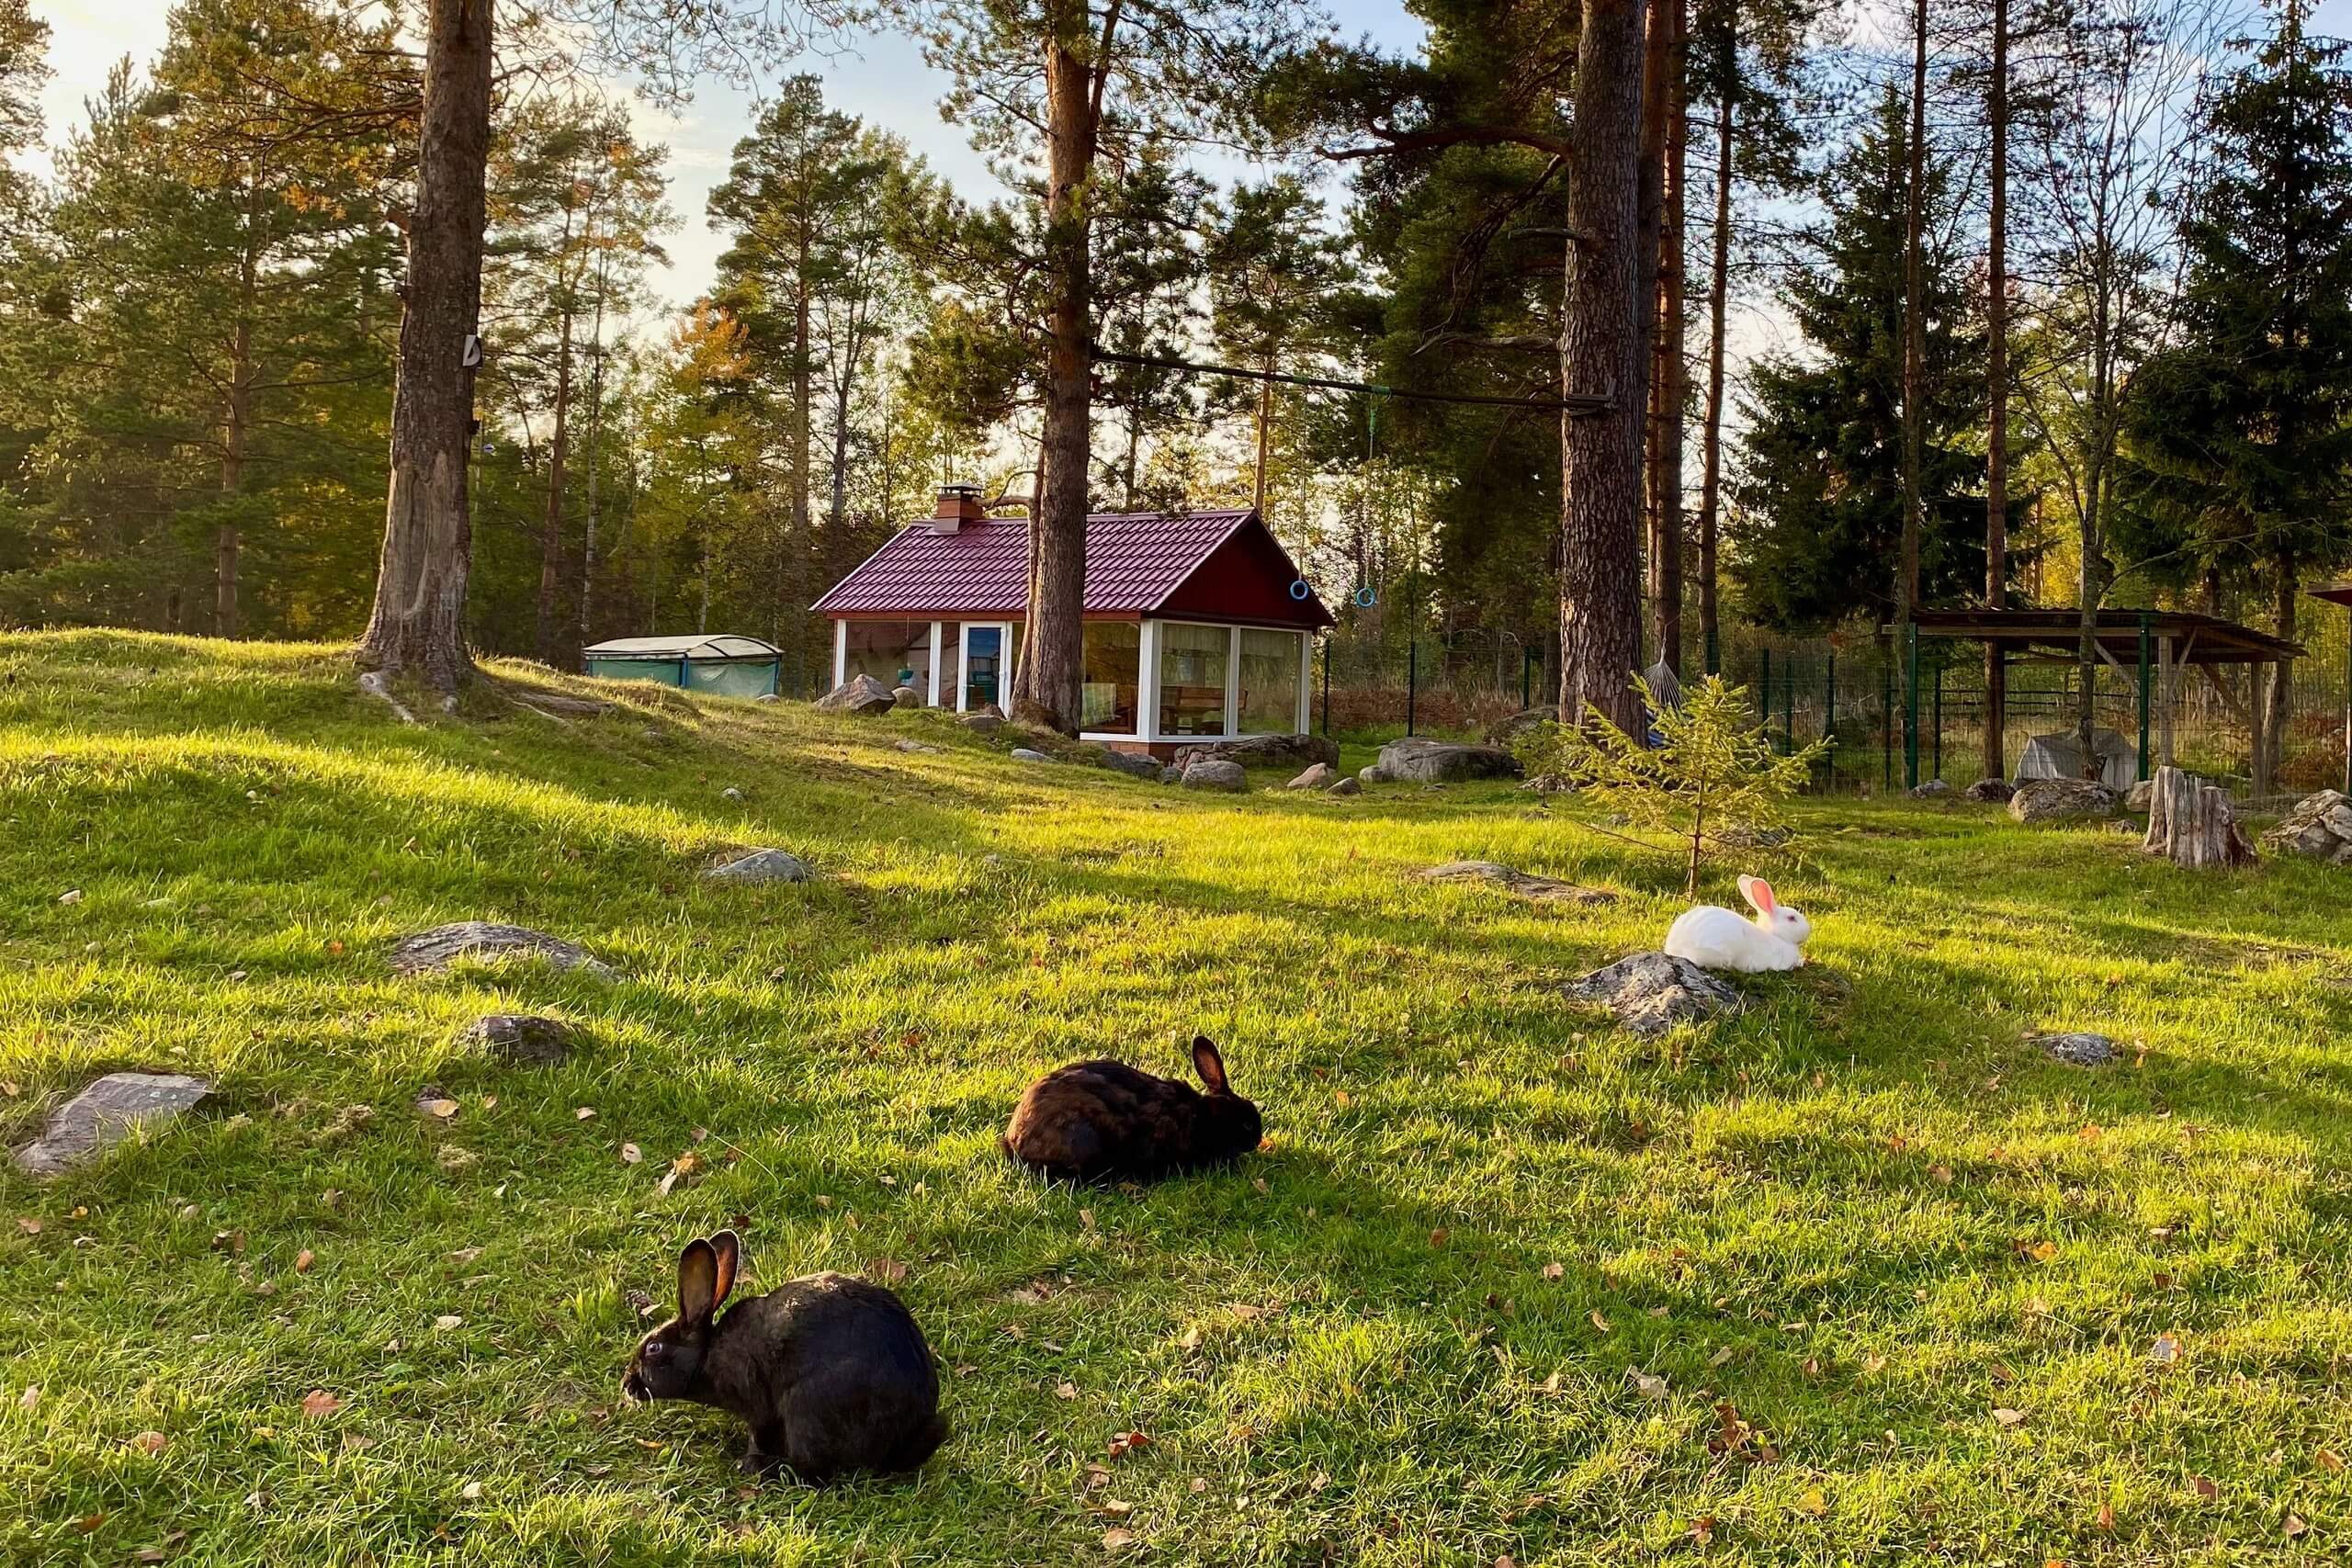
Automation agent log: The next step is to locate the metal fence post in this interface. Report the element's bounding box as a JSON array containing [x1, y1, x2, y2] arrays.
[[1904, 622, 1920, 790], [1932, 656, 1943, 781], [2137, 613, 2153, 782], [1882, 649, 1894, 791], [1407, 639, 1417, 737], [1826, 651, 1838, 745]]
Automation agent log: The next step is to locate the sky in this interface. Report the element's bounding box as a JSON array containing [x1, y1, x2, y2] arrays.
[[21, 1, 1431, 312]]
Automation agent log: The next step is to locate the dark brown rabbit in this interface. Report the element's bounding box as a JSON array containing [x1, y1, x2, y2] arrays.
[[620, 1231, 946, 1483], [1001, 1036, 1262, 1182]]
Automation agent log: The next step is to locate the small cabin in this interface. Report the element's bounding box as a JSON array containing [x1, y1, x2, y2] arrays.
[[813, 486, 1334, 755]]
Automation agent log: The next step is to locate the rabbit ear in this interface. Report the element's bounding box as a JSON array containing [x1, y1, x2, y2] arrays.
[[1739, 876, 1777, 915], [1192, 1036, 1229, 1094], [707, 1230, 741, 1309], [677, 1238, 718, 1325]]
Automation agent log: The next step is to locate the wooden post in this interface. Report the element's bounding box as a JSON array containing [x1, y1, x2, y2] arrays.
[[2143, 764, 2255, 869]]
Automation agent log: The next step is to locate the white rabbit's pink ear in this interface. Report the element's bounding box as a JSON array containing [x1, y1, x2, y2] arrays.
[[1739, 875, 1777, 915]]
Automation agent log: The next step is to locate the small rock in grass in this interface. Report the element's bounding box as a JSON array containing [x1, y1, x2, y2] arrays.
[[1963, 778, 2016, 804], [1181, 759, 1248, 793], [894, 739, 942, 754], [1011, 748, 1055, 763], [12, 1073, 211, 1177], [721, 786, 744, 801], [2125, 778, 2154, 813], [1418, 860, 1613, 905], [458, 1015, 576, 1067], [702, 849, 810, 885], [1359, 765, 1389, 785], [961, 713, 1003, 737], [1326, 776, 1362, 797], [1286, 762, 1337, 790], [1095, 750, 1161, 780], [1566, 953, 1745, 1039], [388, 922, 616, 980], [1159, 765, 1183, 784], [2030, 1032, 2116, 1066], [891, 685, 922, 708], [1908, 779, 1951, 798]]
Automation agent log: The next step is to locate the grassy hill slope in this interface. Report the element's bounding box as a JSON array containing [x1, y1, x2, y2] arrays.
[[3, 632, 2348, 1564]]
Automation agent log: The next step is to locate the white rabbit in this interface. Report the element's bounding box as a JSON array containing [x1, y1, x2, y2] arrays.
[[1663, 874, 1811, 972]]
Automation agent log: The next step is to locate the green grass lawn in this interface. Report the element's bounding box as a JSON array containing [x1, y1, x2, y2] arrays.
[[4, 630, 2349, 1565]]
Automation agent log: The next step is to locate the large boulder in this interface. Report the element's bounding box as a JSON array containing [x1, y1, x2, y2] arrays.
[[891, 684, 922, 708], [1482, 706, 1561, 746], [389, 922, 616, 979], [1376, 736, 1521, 784], [2263, 789, 2352, 863], [2008, 778, 2120, 824], [1094, 749, 1162, 780], [1418, 861, 1612, 906], [1181, 759, 1248, 793], [1287, 762, 1338, 790], [1172, 733, 1340, 772], [1566, 953, 1745, 1039], [703, 848, 811, 885], [1963, 778, 2017, 804], [815, 673, 898, 716], [12, 1073, 211, 1176]]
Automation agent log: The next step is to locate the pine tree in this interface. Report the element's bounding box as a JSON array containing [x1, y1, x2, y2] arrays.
[[1731, 85, 1986, 631]]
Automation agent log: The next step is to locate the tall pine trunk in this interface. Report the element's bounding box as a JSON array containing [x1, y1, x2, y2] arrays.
[[536, 306, 574, 665], [1898, 0, 1927, 638], [793, 233, 815, 580], [1017, 3, 1109, 734], [358, 0, 491, 693], [1559, 0, 1650, 736], [1646, 0, 1688, 675], [1983, 0, 2009, 782], [1696, 12, 1735, 676], [578, 253, 608, 647], [217, 176, 261, 638], [1252, 373, 1273, 514]]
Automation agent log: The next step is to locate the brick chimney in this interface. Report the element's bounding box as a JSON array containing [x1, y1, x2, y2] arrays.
[[931, 483, 986, 534]]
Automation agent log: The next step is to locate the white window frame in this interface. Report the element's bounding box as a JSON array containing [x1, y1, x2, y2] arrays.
[[831, 619, 847, 689], [956, 621, 1016, 713], [1075, 619, 1148, 742], [925, 620, 943, 707]]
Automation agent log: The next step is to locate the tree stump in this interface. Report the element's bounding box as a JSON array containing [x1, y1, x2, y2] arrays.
[[2143, 765, 2255, 868]]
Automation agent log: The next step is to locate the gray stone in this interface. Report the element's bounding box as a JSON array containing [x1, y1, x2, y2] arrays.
[[754, 693, 780, 705], [1287, 762, 1338, 790], [891, 684, 922, 708], [458, 1014, 576, 1067], [1566, 953, 1745, 1039], [703, 848, 810, 885], [1326, 776, 1362, 797], [2009, 778, 2120, 824], [1963, 778, 2016, 804], [1171, 733, 1340, 772], [12, 1073, 211, 1176], [1160, 765, 1184, 784], [960, 712, 1004, 737], [1011, 747, 1055, 763], [389, 922, 616, 980], [894, 739, 942, 754], [1713, 823, 1793, 849], [2262, 790, 2352, 864], [1908, 779, 1952, 798], [814, 674, 898, 716], [721, 786, 744, 801], [1482, 706, 1561, 745], [1419, 860, 1613, 906], [2030, 1031, 2117, 1067], [1360, 765, 1389, 785], [1375, 736, 1522, 784], [1181, 759, 1248, 792], [1095, 749, 1161, 780], [2125, 779, 2154, 813]]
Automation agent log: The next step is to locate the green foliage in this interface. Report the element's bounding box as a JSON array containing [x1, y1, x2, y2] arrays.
[[1523, 673, 1826, 895], [1731, 85, 1989, 633]]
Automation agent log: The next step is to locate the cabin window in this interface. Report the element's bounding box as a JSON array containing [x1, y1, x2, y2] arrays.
[[933, 621, 960, 706], [844, 620, 933, 694], [1237, 629, 1304, 734], [1157, 623, 1231, 737], [1081, 622, 1142, 734]]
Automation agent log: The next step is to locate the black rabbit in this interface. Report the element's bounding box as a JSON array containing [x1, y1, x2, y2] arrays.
[[1001, 1036, 1263, 1182], [620, 1231, 946, 1483]]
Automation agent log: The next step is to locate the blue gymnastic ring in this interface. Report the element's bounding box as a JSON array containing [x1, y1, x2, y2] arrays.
[[1288, 579, 1310, 601], [1353, 585, 1377, 608]]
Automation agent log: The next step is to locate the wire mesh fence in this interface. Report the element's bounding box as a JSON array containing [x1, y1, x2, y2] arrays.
[[1319, 609, 2352, 799]]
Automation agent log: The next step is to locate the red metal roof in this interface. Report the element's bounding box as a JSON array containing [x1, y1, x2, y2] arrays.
[[812, 508, 1333, 627]]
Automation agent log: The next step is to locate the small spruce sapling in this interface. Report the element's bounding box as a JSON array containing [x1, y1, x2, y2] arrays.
[[1516, 675, 1826, 897]]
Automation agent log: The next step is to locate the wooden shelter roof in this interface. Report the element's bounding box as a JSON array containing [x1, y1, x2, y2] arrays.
[[2310, 582, 2352, 608], [1894, 609, 2303, 664]]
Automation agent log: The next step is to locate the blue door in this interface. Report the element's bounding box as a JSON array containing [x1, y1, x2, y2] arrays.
[[964, 625, 1003, 711]]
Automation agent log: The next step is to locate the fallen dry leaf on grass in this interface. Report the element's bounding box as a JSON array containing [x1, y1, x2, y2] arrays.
[[294, 1249, 315, 1274], [299, 1390, 340, 1418], [17, 1386, 37, 1412], [1055, 1382, 1079, 1400], [1107, 1429, 1152, 1459], [866, 1258, 910, 1282], [460, 1481, 483, 1501], [421, 1100, 459, 1120], [2285, 1514, 2310, 1539], [619, 1143, 642, 1165], [1102, 1529, 1136, 1550], [574, 1107, 596, 1122], [1541, 1262, 1565, 1280], [2190, 1476, 2220, 1501], [1629, 1369, 1668, 1400], [2316, 1448, 2345, 1474], [1993, 1408, 2027, 1427], [15, 1217, 39, 1235], [1796, 1487, 1828, 1517], [129, 1431, 167, 1456], [434, 1314, 462, 1331], [1589, 1311, 1611, 1334]]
